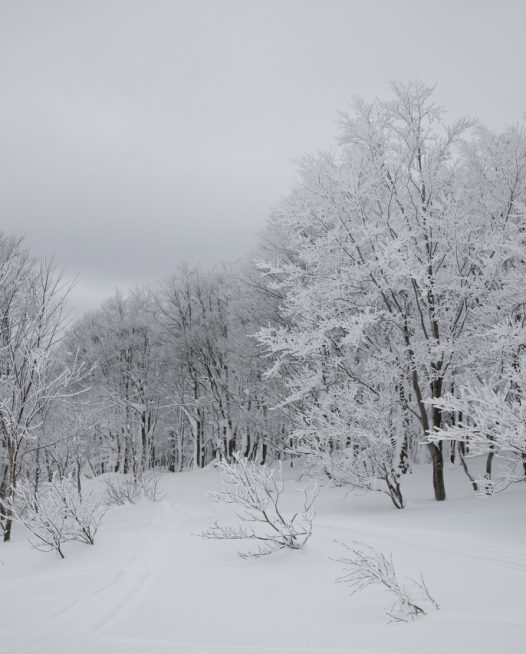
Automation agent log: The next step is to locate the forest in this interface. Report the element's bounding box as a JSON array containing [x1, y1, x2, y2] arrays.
[[1, 82, 525, 543]]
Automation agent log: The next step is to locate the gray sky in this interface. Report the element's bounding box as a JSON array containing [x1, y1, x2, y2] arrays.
[[1, 0, 525, 314]]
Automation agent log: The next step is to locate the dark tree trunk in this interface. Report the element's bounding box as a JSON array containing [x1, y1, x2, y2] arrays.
[[449, 440, 456, 464], [260, 442, 267, 465], [167, 430, 176, 473], [114, 431, 121, 472], [485, 444, 495, 493], [3, 440, 16, 542], [428, 442, 446, 501], [399, 433, 410, 473], [385, 470, 405, 509], [404, 322, 446, 501], [244, 431, 251, 459], [459, 441, 479, 492], [76, 461, 82, 496]]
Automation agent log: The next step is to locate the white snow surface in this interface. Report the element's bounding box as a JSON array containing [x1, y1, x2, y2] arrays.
[[1, 463, 524, 654]]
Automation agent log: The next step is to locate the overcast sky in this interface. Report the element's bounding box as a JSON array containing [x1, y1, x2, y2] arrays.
[[1, 0, 525, 314]]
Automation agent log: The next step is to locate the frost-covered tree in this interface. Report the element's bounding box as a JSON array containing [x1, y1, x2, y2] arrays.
[[66, 289, 167, 476], [290, 384, 407, 508], [60, 262, 288, 476], [0, 237, 90, 541], [257, 82, 526, 501], [158, 263, 287, 468], [430, 319, 526, 488]]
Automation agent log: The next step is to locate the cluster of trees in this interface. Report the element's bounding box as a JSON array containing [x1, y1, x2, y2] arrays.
[[64, 265, 288, 477], [0, 254, 290, 542], [0, 236, 89, 541], [258, 81, 526, 504], [1, 82, 525, 543]]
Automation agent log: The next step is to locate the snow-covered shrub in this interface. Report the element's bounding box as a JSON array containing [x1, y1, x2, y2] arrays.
[[137, 470, 162, 501], [11, 479, 70, 558], [471, 457, 524, 496], [316, 442, 404, 509], [10, 474, 107, 558], [333, 541, 439, 622], [292, 387, 407, 509], [102, 474, 139, 506], [201, 453, 319, 558], [52, 476, 107, 545], [102, 470, 161, 506]]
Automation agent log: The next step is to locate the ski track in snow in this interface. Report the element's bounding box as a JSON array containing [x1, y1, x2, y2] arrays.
[[2, 470, 525, 654], [6, 495, 360, 654], [50, 499, 178, 632], [5, 499, 180, 654]]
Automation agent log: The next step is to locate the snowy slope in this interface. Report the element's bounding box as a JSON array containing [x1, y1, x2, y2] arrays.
[[1, 463, 524, 654]]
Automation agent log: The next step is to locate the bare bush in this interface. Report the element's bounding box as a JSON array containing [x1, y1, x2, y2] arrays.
[[318, 445, 404, 509], [11, 479, 69, 558], [137, 470, 162, 501], [201, 453, 319, 558], [53, 476, 107, 545], [102, 470, 162, 506], [9, 475, 107, 558], [333, 541, 439, 622], [102, 475, 140, 506]]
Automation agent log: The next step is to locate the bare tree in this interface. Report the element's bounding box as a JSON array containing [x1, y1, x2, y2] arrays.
[[201, 453, 318, 558]]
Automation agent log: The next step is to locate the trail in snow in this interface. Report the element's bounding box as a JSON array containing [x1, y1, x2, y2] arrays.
[[0, 464, 525, 654]]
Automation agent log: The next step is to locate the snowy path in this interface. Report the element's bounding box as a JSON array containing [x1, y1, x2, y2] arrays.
[[1, 466, 525, 653]]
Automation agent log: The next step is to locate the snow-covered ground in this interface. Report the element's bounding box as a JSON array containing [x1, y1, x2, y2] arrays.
[[1, 462, 524, 654]]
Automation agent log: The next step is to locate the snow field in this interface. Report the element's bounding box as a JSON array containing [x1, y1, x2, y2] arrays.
[[0, 463, 524, 654]]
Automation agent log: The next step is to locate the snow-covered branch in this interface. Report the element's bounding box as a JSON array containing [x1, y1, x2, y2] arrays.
[[201, 453, 318, 558], [333, 541, 439, 622]]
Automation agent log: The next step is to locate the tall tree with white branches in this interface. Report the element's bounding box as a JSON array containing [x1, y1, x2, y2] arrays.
[[0, 235, 89, 541], [257, 82, 526, 501]]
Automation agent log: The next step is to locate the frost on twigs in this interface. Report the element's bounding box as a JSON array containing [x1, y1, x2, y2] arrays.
[[333, 541, 439, 622], [473, 457, 524, 497], [102, 470, 162, 506], [201, 453, 319, 558], [9, 474, 107, 558]]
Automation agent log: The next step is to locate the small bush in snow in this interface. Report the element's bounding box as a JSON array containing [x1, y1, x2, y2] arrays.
[[102, 470, 162, 506], [201, 453, 319, 558], [55, 477, 107, 545], [102, 475, 140, 506], [11, 479, 69, 558], [138, 470, 162, 501], [333, 541, 439, 622], [318, 445, 404, 509], [11, 475, 107, 558]]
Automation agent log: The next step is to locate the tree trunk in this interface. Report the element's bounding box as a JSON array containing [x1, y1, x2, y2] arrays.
[[404, 324, 446, 501], [485, 436, 495, 482], [428, 378, 446, 501], [3, 440, 16, 542], [76, 460, 82, 496], [459, 442, 479, 492], [428, 442, 446, 501], [260, 442, 267, 465]]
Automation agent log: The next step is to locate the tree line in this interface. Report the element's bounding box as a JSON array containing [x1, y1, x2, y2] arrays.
[[2, 81, 525, 541]]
